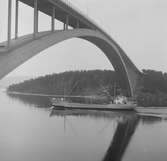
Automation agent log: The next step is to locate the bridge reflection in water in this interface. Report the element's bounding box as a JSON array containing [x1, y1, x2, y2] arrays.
[[102, 115, 138, 161], [6, 93, 166, 161], [7, 92, 138, 161], [50, 109, 139, 161]]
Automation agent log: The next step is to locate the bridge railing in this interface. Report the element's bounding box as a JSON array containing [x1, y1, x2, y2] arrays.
[[0, 0, 111, 50], [58, 0, 112, 42], [58, 0, 102, 27]]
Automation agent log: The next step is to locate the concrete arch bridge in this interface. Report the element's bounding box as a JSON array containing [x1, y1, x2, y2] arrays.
[[0, 0, 141, 97]]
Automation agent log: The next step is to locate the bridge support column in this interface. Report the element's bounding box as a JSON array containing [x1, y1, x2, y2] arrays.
[[51, 6, 55, 32], [7, 0, 12, 47], [76, 20, 79, 28], [33, 0, 38, 38], [65, 15, 69, 30], [15, 0, 19, 39], [63, 23, 66, 30]]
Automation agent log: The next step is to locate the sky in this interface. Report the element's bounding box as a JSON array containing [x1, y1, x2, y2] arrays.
[[0, 0, 167, 78]]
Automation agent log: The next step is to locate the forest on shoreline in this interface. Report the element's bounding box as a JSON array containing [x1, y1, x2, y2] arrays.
[[7, 69, 167, 107], [136, 70, 167, 107]]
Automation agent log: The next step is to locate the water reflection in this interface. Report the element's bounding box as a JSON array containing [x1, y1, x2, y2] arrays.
[[50, 109, 139, 161], [50, 108, 136, 120], [103, 114, 139, 161], [139, 115, 163, 125], [7, 93, 52, 107], [5, 93, 167, 161]]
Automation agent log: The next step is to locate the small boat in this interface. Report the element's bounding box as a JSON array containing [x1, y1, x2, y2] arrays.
[[51, 96, 137, 111]]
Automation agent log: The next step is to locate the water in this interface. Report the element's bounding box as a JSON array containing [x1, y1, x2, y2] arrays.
[[0, 92, 167, 161]]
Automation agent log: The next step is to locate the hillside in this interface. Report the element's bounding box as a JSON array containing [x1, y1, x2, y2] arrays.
[[7, 70, 118, 97], [7, 69, 167, 107]]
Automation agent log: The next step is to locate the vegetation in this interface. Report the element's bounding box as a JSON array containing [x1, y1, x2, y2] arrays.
[[136, 70, 167, 107], [7, 69, 167, 107], [7, 70, 118, 96]]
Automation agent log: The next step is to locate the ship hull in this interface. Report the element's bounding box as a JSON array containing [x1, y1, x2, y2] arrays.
[[52, 102, 136, 111]]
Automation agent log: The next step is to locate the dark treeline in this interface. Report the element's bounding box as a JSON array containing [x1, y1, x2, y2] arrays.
[[7, 70, 118, 96], [7, 69, 167, 107], [136, 69, 167, 107]]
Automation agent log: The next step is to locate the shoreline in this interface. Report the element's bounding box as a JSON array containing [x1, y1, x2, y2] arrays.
[[6, 91, 167, 117], [6, 91, 105, 99], [6, 91, 167, 109]]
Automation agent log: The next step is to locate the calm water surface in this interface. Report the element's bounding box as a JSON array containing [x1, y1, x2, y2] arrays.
[[0, 92, 167, 161]]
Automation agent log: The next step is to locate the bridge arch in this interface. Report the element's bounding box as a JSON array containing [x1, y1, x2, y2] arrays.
[[0, 29, 140, 96]]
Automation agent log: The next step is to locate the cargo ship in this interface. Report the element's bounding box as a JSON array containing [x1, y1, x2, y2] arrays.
[[50, 95, 137, 111]]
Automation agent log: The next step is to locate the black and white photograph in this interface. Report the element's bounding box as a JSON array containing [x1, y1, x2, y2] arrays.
[[0, 0, 167, 161]]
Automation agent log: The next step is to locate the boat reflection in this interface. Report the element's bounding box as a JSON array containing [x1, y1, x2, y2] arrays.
[[50, 109, 139, 161], [4, 93, 167, 161], [50, 108, 136, 120]]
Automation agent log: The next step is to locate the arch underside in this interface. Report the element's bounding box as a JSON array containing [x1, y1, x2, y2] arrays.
[[0, 29, 140, 96]]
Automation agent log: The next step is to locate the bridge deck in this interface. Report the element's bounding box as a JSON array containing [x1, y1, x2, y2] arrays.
[[19, 0, 92, 29], [0, 30, 59, 53]]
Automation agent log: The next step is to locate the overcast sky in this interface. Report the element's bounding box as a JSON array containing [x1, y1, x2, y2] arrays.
[[0, 0, 167, 77]]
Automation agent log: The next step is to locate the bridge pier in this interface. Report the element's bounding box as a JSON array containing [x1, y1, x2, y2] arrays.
[[51, 6, 55, 32], [7, 0, 12, 47], [63, 23, 66, 30], [76, 20, 80, 28], [33, 0, 38, 38], [15, 0, 19, 39], [65, 15, 69, 30]]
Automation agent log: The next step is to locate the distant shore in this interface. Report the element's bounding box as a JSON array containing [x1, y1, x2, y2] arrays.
[[6, 69, 167, 107], [6, 91, 104, 99]]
